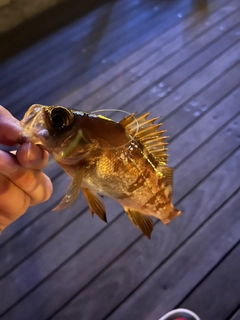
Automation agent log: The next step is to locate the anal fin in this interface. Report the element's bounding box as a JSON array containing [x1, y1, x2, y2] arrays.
[[124, 207, 153, 239], [53, 175, 82, 211], [82, 188, 107, 223]]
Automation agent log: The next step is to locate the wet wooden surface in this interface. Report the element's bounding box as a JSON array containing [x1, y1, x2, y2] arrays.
[[0, 0, 239, 319]]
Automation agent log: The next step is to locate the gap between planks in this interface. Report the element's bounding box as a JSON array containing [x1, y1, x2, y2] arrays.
[[2, 116, 239, 318]]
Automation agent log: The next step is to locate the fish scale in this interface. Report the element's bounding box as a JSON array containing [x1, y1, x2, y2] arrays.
[[20, 104, 181, 238]]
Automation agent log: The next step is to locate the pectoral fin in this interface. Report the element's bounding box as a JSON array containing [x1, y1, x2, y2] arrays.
[[82, 188, 107, 222], [124, 207, 153, 239], [53, 175, 82, 211]]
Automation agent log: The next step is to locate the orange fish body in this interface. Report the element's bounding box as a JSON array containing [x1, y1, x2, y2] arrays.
[[20, 104, 181, 238]]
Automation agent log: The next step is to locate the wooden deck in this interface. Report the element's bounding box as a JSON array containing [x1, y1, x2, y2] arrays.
[[0, 0, 240, 319]]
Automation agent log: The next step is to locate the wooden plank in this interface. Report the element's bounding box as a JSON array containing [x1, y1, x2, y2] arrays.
[[178, 243, 240, 320], [2, 147, 238, 320], [103, 188, 240, 320], [6, 4, 240, 120], [0, 0, 153, 75], [1, 0, 162, 84], [0, 2, 197, 117], [106, 31, 240, 117], [1, 17, 238, 243], [0, 0, 177, 75], [0, 114, 239, 319], [165, 63, 240, 139], [1, 0, 196, 113], [2, 53, 238, 246], [0, 82, 239, 278], [58, 0, 232, 108], [0, 2, 238, 319], [174, 114, 240, 201], [71, 5, 240, 111], [58, 0, 233, 104], [53, 188, 240, 320], [132, 41, 240, 120], [1, 68, 239, 274], [1, 0, 165, 65], [1, 48, 238, 245], [0, 0, 120, 61], [168, 86, 240, 167], [1, 0, 236, 124]]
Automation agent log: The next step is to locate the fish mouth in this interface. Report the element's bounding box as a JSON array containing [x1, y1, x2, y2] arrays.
[[20, 104, 49, 145]]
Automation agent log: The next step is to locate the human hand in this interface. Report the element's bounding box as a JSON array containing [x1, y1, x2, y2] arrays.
[[0, 106, 53, 232]]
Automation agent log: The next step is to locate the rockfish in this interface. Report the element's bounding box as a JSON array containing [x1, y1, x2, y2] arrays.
[[20, 104, 181, 238]]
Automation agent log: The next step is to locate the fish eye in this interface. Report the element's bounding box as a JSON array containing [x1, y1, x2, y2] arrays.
[[50, 107, 73, 129]]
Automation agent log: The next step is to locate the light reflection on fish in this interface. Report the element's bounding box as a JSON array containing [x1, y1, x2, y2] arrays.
[[20, 104, 181, 238]]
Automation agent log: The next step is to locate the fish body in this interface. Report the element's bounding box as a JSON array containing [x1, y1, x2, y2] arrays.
[[20, 104, 181, 238]]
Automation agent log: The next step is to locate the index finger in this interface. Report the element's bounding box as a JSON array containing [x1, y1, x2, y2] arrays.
[[0, 150, 52, 205], [0, 106, 21, 146]]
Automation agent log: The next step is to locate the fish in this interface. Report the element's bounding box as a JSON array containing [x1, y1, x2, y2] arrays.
[[20, 104, 181, 238]]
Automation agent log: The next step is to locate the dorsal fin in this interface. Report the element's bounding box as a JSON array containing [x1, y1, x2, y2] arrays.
[[119, 113, 169, 165], [119, 113, 137, 128]]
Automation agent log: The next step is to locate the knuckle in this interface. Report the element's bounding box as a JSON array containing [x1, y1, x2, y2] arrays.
[[30, 173, 53, 205], [0, 175, 11, 194], [21, 169, 36, 186], [18, 193, 31, 216]]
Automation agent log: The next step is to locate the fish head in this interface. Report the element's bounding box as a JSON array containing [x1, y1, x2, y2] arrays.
[[20, 104, 91, 164]]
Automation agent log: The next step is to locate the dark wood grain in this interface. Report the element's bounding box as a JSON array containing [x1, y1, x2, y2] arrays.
[[2, 0, 237, 120], [165, 63, 240, 139], [0, 0, 111, 61], [0, 2, 239, 258], [58, 0, 233, 108], [1, 0, 196, 116], [128, 39, 240, 119], [66, 1, 238, 110], [86, 23, 240, 114], [0, 0, 152, 75], [1, 0, 159, 86], [0, 117, 239, 319], [2, 60, 238, 245], [0, 0, 239, 318], [179, 242, 240, 320], [1, 82, 239, 283], [168, 86, 240, 168], [3, 60, 238, 246], [104, 186, 240, 320], [48, 153, 240, 320], [174, 114, 240, 200]]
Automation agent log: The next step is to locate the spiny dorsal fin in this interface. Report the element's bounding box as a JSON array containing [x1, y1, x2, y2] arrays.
[[119, 113, 169, 165], [119, 113, 136, 128]]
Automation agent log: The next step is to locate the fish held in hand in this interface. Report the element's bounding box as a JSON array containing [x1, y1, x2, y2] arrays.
[[20, 104, 181, 238]]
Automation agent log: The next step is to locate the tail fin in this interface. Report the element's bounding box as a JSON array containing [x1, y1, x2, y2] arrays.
[[155, 204, 181, 225]]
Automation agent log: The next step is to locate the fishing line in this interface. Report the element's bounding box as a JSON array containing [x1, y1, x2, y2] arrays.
[[90, 108, 140, 150]]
